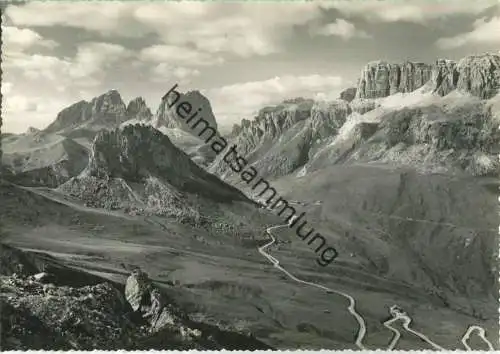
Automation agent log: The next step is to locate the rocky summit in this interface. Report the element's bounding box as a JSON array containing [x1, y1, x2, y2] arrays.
[[126, 97, 153, 121], [155, 89, 218, 136], [1, 88, 218, 188], [214, 53, 500, 181], [58, 124, 248, 222], [44, 90, 128, 134]]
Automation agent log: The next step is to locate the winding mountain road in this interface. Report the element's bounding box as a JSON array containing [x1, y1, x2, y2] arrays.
[[260, 224, 495, 350], [461, 325, 494, 350], [15, 185, 496, 350]]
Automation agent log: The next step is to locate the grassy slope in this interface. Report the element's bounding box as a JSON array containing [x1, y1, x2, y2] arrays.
[[1, 178, 497, 350]]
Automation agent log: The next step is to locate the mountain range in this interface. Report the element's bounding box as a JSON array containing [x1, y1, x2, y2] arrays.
[[1, 52, 499, 350]]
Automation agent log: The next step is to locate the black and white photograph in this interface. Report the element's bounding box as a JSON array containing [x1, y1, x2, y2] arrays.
[[0, 0, 499, 350]]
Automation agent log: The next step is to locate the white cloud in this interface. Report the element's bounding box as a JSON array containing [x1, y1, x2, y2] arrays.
[[135, 3, 323, 57], [4, 95, 38, 113], [150, 63, 201, 84], [5, 2, 322, 58], [2, 94, 69, 133], [1, 40, 139, 133], [5, 3, 148, 37], [204, 75, 344, 127], [436, 16, 500, 49], [69, 42, 133, 79], [4, 42, 132, 87], [2, 82, 13, 95], [323, 0, 498, 23], [312, 19, 371, 40], [2, 26, 59, 53], [6, 54, 70, 81], [139, 45, 224, 66]]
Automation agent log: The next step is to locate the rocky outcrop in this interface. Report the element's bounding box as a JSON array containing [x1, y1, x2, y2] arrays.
[[226, 98, 348, 153], [356, 54, 500, 100], [155, 90, 218, 137], [349, 99, 380, 114], [59, 124, 248, 221], [85, 125, 242, 201], [121, 268, 274, 347], [306, 100, 499, 176], [399, 62, 432, 94], [455, 54, 500, 99], [124, 269, 179, 334], [89, 90, 127, 126], [44, 90, 127, 133], [230, 98, 313, 144], [339, 87, 357, 102], [125, 269, 152, 312], [44, 100, 92, 133], [126, 97, 153, 121], [356, 61, 432, 99], [309, 100, 351, 138], [431, 54, 500, 99], [213, 99, 314, 174], [0, 245, 272, 350], [211, 98, 351, 179], [26, 127, 41, 135], [432, 59, 458, 96], [215, 53, 500, 181]]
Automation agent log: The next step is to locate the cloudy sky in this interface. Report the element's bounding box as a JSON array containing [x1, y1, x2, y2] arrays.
[[2, 0, 499, 133]]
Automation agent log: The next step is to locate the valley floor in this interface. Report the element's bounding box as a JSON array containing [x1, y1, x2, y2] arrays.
[[1, 173, 497, 350]]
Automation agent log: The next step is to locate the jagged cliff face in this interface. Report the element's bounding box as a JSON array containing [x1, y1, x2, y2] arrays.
[[356, 61, 433, 99], [230, 99, 313, 148], [87, 125, 198, 184], [155, 90, 218, 136], [86, 125, 244, 200], [432, 54, 500, 98], [305, 100, 499, 177], [89, 90, 127, 126], [44, 101, 92, 133], [356, 53, 500, 100], [44, 90, 128, 134], [3, 88, 218, 188], [59, 124, 248, 221], [210, 98, 350, 179], [432, 59, 459, 96], [455, 54, 500, 99], [126, 97, 153, 121], [211, 53, 499, 181]]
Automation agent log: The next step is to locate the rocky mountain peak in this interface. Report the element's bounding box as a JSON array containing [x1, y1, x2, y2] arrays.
[[86, 124, 191, 183], [80, 124, 246, 202], [44, 90, 128, 133], [126, 97, 153, 121], [88, 90, 127, 126], [44, 100, 92, 133], [155, 88, 218, 136]]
